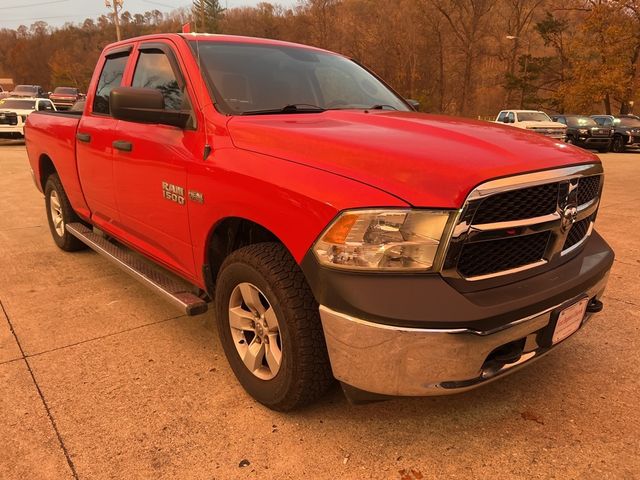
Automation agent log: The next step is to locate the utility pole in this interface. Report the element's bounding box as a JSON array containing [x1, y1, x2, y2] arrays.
[[105, 0, 124, 42]]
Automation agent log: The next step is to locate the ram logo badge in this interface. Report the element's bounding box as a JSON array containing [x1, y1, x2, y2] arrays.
[[189, 190, 204, 204], [162, 182, 185, 205]]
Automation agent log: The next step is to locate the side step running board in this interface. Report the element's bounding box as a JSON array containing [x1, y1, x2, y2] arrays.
[[66, 223, 208, 316]]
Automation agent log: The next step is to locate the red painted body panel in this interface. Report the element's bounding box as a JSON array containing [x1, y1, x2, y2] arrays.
[[24, 113, 92, 220], [24, 33, 601, 291], [228, 111, 598, 208]]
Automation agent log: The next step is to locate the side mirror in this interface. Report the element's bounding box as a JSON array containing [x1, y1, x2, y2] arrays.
[[406, 99, 420, 111], [110, 87, 190, 129], [502, 117, 511, 123]]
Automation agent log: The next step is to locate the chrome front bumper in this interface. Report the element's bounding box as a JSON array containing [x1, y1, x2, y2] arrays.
[[319, 273, 609, 397]]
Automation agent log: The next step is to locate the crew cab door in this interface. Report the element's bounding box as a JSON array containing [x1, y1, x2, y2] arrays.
[[76, 48, 131, 224], [111, 41, 198, 279]]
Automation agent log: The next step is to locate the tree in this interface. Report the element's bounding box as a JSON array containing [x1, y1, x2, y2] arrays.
[[192, 0, 226, 33], [429, 0, 495, 115]]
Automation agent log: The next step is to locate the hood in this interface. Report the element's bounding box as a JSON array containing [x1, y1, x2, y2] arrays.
[[227, 111, 596, 208], [517, 120, 567, 129]]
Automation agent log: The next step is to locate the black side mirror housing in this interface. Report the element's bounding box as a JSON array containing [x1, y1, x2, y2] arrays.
[[110, 87, 191, 129], [406, 99, 420, 111]]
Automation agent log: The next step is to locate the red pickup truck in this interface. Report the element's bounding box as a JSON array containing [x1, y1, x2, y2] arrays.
[[25, 34, 613, 410]]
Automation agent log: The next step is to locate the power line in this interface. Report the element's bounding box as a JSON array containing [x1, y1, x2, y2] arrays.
[[0, 0, 70, 11], [0, 13, 103, 23]]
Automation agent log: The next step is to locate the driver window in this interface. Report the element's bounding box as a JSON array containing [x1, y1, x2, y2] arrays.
[[38, 101, 53, 111], [497, 112, 507, 122], [132, 49, 188, 111]]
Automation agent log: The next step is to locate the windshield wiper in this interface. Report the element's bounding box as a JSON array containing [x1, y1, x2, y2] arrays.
[[241, 104, 326, 115]]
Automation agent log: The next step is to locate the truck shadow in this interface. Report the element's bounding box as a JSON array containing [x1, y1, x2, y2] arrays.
[[0, 138, 25, 146]]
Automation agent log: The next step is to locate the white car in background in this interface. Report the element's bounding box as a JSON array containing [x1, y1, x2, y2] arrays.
[[0, 97, 56, 138], [496, 109, 567, 141]]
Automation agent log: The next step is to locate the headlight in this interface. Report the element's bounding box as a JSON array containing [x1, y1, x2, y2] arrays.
[[313, 209, 455, 271], [578, 129, 589, 135]]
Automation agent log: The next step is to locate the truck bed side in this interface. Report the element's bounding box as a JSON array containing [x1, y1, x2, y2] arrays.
[[25, 111, 91, 220]]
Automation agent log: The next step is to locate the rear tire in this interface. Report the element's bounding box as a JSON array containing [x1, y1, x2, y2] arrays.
[[215, 242, 334, 411], [44, 173, 86, 252]]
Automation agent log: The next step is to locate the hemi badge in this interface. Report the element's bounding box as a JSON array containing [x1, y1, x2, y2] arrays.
[[189, 190, 204, 204]]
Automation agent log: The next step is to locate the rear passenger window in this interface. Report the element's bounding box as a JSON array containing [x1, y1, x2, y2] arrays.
[[93, 54, 129, 115], [132, 50, 186, 111]]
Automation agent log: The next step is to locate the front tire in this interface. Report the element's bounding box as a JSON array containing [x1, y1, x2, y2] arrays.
[[611, 135, 626, 153], [44, 173, 86, 251], [215, 243, 334, 411]]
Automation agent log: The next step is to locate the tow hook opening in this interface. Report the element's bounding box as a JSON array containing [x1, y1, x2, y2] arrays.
[[482, 338, 526, 373], [587, 297, 604, 313]]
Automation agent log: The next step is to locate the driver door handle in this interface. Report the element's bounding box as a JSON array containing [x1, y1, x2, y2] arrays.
[[113, 140, 133, 152], [76, 132, 91, 143]]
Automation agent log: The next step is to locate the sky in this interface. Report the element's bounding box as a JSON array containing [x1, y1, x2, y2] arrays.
[[0, 0, 296, 30]]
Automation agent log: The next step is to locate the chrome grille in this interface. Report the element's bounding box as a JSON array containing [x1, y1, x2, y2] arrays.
[[563, 215, 593, 251], [443, 164, 603, 282], [0, 113, 18, 125], [473, 182, 558, 224], [577, 176, 600, 206]]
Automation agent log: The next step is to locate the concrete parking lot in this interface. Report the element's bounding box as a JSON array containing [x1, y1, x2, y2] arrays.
[[1, 141, 639, 480]]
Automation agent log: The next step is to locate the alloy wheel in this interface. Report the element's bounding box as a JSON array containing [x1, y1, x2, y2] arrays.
[[228, 282, 283, 380], [49, 190, 65, 236]]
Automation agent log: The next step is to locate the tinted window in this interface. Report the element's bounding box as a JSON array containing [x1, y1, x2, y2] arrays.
[[54, 87, 78, 95], [507, 112, 515, 122], [38, 101, 54, 111], [14, 85, 36, 93], [0, 99, 36, 109], [93, 54, 129, 115], [517, 112, 550, 122], [191, 42, 409, 114], [497, 112, 507, 122], [617, 117, 640, 127], [555, 117, 566, 125], [132, 50, 185, 110], [565, 116, 597, 127]]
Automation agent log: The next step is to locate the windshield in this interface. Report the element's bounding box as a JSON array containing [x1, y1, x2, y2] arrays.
[[190, 41, 409, 114], [13, 85, 35, 93], [615, 117, 640, 127], [517, 112, 551, 122], [54, 87, 77, 95], [567, 116, 598, 127], [0, 99, 36, 109]]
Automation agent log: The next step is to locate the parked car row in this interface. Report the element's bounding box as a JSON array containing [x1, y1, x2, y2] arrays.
[[0, 84, 84, 108], [0, 84, 87, 139], [0, 97, 56, 138], [590, 114, 640, 153], [495, 109, 639, 153], [551, 115, 613, 153]]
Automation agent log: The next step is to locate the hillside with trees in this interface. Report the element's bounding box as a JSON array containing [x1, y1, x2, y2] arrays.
[[0, 0, 638, 116]]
